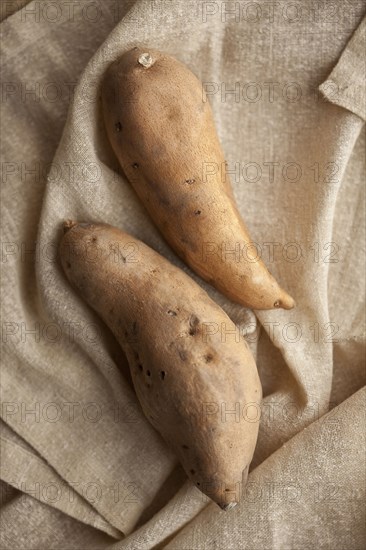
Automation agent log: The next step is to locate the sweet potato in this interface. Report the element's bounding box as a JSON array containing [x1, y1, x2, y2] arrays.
[[101, 47, 295, 310], [60, 221, 262, 509]]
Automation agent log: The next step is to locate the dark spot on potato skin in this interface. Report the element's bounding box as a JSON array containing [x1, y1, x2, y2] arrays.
[[158, 195, 170, 207], [115, 122, 122, 132], [204, 353, 214, 363], [132, 163, 139, 169], [179, 350, 187, 362], [168, 106, 181, 120], [189, 314, 200, 336], [182, 444, 189, 450], [160, 371, 166, 380]]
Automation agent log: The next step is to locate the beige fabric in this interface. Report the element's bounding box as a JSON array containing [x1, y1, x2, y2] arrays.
[[0, 489, 115, 549], [163, 388, 366, 550], [0, 1, 31, 22], [319, 13, 366, 121], [1, 0, 365, 548]]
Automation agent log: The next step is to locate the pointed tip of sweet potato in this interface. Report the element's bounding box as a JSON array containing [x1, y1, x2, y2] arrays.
[[274, 292, 296, 310]]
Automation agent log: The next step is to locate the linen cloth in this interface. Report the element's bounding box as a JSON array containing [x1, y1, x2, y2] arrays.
[[1, 0, 365, 548]]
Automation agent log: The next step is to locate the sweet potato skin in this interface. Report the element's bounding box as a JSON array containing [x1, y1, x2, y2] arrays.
[[101, 47, 295, 310], [60, 222, 262, 508]]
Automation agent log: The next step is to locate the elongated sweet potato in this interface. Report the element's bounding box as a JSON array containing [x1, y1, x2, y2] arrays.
[[60, 221, 262, 509], [101, 47, 295, 310]]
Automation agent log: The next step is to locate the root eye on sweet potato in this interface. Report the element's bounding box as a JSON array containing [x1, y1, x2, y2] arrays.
[[101, 47, 295, 311], [59, 221, 262, 509]]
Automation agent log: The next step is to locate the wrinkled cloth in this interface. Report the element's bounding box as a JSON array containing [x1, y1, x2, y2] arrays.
[[1, 1, 365, 548]]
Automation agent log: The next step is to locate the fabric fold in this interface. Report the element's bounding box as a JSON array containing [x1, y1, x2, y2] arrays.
[[319, 15, 366, 121], [0, 422, 122, 539], [164, 388, 366, 550]]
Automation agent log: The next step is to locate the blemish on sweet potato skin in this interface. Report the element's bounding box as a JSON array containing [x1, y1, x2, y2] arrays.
[[188, 314, 200, 336]]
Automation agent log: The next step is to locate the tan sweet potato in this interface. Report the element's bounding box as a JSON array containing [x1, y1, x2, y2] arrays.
[[60, 221, 262, 509], [101, 47, 295, 310]]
